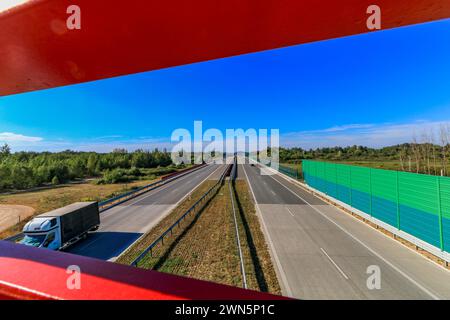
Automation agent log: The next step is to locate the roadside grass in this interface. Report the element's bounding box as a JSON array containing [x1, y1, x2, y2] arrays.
[[0, 179, 156, 239], [116, 180, 217, 265], [0, 165, 195, 239], [232, 180, 282, 295], [118, 180, 243, 287]]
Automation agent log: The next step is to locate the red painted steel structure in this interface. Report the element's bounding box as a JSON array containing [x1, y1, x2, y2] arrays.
[[0, 241, 282, 300], [1, 0, 450, 300], [1, 0, 449, 96]]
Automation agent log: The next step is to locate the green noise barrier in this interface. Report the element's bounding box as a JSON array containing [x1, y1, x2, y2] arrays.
[[302, 160, 450, 254]]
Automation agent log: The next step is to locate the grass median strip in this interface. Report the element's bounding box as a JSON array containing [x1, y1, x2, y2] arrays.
[[117, 175, 282, 295], [118, 180, 245, 287], [116, 179, 217, 265], [232, 180, 282, 295]]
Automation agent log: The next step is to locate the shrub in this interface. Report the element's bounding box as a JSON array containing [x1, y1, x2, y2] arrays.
[[51, 176, 60, 185]]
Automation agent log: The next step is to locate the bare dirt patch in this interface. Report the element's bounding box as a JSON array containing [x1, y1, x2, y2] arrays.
[[0, 179, 156, 239], [0, 205, 35, 233]]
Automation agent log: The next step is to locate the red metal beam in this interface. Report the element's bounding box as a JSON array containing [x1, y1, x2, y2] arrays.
[[0, 241, 283, 300], [1, 0, 449, 96]]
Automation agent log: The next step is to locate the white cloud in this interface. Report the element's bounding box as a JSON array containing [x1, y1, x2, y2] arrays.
[[0, 132, 43, 142], [6, 137, 174, 153], [5, 120, 450, 152], [281, 120, 450, 149]]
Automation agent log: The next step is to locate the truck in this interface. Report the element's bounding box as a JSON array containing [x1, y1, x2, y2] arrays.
[[20, 202, 100, 250]]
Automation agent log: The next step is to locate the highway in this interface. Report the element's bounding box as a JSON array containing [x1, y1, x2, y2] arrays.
[[241, 163, 450, 300], [67, 164, 226, 261]]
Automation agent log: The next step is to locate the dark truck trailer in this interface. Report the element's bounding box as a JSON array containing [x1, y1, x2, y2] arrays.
[[21, 202, 100, 250]]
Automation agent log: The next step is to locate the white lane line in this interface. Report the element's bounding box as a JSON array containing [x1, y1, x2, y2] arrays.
[[285, 206, 295, 217], [113, 164, 225, 262], [78, 165, 221, 260], [242, 164, 294, 298], [265, 170, 441, 300], [271, 190, 276, 196], [103, 165, 214, 212], [152, 165, 223, 206], [320, 248, 349, 280]]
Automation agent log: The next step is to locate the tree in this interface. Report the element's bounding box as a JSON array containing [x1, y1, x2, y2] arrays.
[[0, 143, 11, 156], [87, 154, 98, 176], [440, 124, 449, 176]]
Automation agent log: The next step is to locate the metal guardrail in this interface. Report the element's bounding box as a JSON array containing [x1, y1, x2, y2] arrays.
[[229, 157, 248, 289], [3, 164, 208, 243], [131, 165, 229, 267], [98, 164, 207, 212], [4, 233, 24, 242], [278, 164, 301, 180]]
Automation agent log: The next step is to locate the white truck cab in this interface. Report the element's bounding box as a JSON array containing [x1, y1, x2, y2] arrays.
[[20, 202, 100, 251], [21, 217, 61, 250]]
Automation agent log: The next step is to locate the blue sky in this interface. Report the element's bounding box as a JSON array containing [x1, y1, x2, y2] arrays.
[[1, 18, 450, 152]]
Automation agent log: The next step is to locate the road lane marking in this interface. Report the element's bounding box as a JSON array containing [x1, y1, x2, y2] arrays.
[[112, 164, 226, 262], [271, 190, 276, 196], [285, 206, 295, 217], [265, 170, 440, 300], [103, 164, 215, 212], [242, 164, 294, 298], [320, 248, 349, 280], [152, 166, 224, 205], [74, 165, 223, 261]]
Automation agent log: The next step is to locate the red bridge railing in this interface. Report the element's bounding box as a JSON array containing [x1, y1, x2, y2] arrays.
[[1, 0, 449, 97], [0, 241, 283, 300]]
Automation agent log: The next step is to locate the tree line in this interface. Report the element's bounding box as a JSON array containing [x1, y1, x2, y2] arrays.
[[278, 124, 450, 176], [0, 146, 173, 191]]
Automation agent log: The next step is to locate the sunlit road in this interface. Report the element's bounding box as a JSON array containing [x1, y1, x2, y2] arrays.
[[67, 164, 226, 261], [241, 162, 450, 300]]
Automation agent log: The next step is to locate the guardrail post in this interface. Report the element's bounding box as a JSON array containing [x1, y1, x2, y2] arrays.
[[349, 166, 353, 208], [369, 168, 372, 216], [396, 171, 401, 230], [334, 163, 338, 199], [436, 176, 445, 251]]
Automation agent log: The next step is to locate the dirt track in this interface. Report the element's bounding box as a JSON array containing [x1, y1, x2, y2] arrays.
[[0, 205, 35, 233]]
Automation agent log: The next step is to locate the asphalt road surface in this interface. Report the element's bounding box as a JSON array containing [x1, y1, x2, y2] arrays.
[[241, 163, 450, 300], [67, 164, 226, 261]]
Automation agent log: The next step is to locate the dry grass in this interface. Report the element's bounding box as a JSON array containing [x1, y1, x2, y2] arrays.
[[116, 180, 217, 265], [119, 181, 242, 287], [232, 180, 282, 295], [0, 179, 156, 239], [117, 176, 282, 294]]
